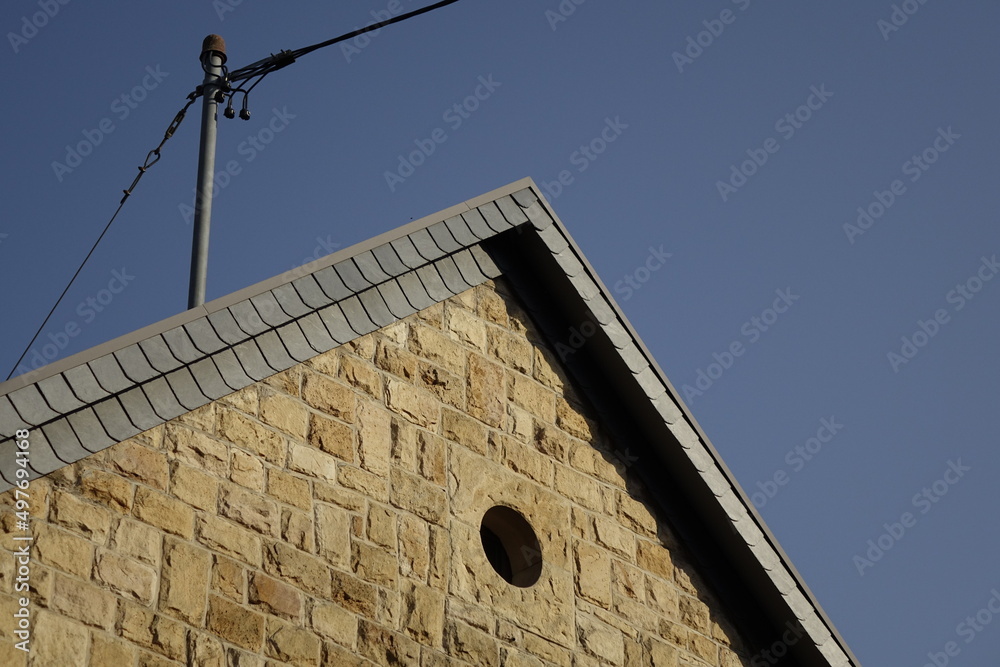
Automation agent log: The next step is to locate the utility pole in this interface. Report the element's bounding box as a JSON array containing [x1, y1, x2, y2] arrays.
[[188, 34, 226, 309]]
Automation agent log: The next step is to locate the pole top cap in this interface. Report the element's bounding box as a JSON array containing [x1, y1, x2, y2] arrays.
[[201, 34, 227, 63]]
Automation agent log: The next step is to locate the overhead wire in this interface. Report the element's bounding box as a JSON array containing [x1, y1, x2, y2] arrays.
[[6, 0, 466, 381]]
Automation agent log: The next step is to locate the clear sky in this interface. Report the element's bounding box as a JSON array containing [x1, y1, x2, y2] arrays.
[[2, 1, 998, 663]]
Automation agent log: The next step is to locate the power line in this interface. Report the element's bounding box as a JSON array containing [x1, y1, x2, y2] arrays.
[[6, 0, 466, 381]]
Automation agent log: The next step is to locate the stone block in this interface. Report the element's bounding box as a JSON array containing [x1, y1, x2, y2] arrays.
[[445, 306, 487, 351], [31, 611, 89, 667], [357, 402, 392, 476], [575, 542, 612, 608], [105, 439, 169, 490], [401, 581, 445, 647], [386, 379, 439, 429], [211, 555, 245, 601], [50, 490, 111, 543], [282, 508, 314, 552], [197, 515, 262, 567], [94, 549, 156, 604], [207, 595, 264, 651], [311, 602, 357, 647], [441, 408, 487, 455], [302, 371, 356, 422], [160, 538, 211, 624], [466, 353, 504, 428], [308, 413, 354, 462], [446, 619, 499, 666], [230, 449, 265, 490], [50, 573, 116, 630], [265, 621, 321, 665], [133, 487, 194, 539], [259, 388, 308, 440], [220, 485, 280, 537], [637, 539, 673, 581], [315, 503, 350, 568], [217, 409, 287, 465], [351, 540, 398, 587], [170, 462, 219, 511], [165, 423, 229, 476], [267, 468, 312, 510], [374, 340, 418, 381], [288, 444, 338, 484], [577, 614, 625, 666], [249, 572, 302, 620], [263, 542, 330, 598], [112, 518, 161, 565], [408, 324, 466, 375], [34, 523, 94, 578], [80, 469, 133, 513], [390, 467, 447, 526], [338, 356, 383, 401], [119, 604, 187, 661], [508, 372, 556, 424]]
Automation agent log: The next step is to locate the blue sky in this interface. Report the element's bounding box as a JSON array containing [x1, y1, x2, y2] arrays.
[[2, 1, 999, 663]]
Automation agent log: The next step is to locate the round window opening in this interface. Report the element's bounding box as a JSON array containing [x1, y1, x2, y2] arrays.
[[479, 506, 542, 587]]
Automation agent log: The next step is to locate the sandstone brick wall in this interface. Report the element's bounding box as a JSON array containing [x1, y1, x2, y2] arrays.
[[0, 279, 750, 666]]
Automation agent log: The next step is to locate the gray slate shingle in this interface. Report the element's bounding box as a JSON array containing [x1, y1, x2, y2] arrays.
[[213, 348, 255, 391], [255, 330, 297, 372], [114, 344, 159, 383], [119, 387, 164, 431], [354, 251, 392, 284], [162, 327, 203, 364], [184, 318, 228, 354], [142, 377, 189, 421], [36, 375, 84, 414], [41, 419, 90, 464], [339, 297, 377, 336], [8, 385, 58, 425], [208, 308, 251, 345], [334, 260, 371, 293], [371, 244, 410, 277], [461, 209, 495, 239], [427, 222, 462, 253], [409, 229, 446, 261], [396, 272, 436, 311], [390, 237, 425, 269], [275, 323, 316, 363], [232, 339, 277, 381], [66, 408, 115, 452], [164, 367, 211, 410], [93, 397, 141, 442], [317, 304, 357, 343], [88, 355, 133, 394], [189, 358, 232, 400], [291, 275, 334, 309], [313, 266, 353, 301], [358, 289, 396, 328], [251, 292, 294, 327], [272, 283, 312, 318], [435, 256, 471, 294], [377, 280, 418, 319], [229, 301, 271, 336], [138, 335, 184, 374]]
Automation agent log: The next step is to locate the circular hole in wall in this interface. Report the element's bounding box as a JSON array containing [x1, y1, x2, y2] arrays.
[[479, 505, 542, 587]]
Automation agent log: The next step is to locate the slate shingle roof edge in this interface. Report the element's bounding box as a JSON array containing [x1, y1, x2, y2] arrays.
[[0, 177, 858, 666]]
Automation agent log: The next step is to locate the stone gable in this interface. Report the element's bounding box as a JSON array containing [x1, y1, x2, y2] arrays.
[[0, 279, 749, 666]]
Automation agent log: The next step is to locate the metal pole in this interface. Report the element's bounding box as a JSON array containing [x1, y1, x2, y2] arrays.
[[188, 34, 227, 309]]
